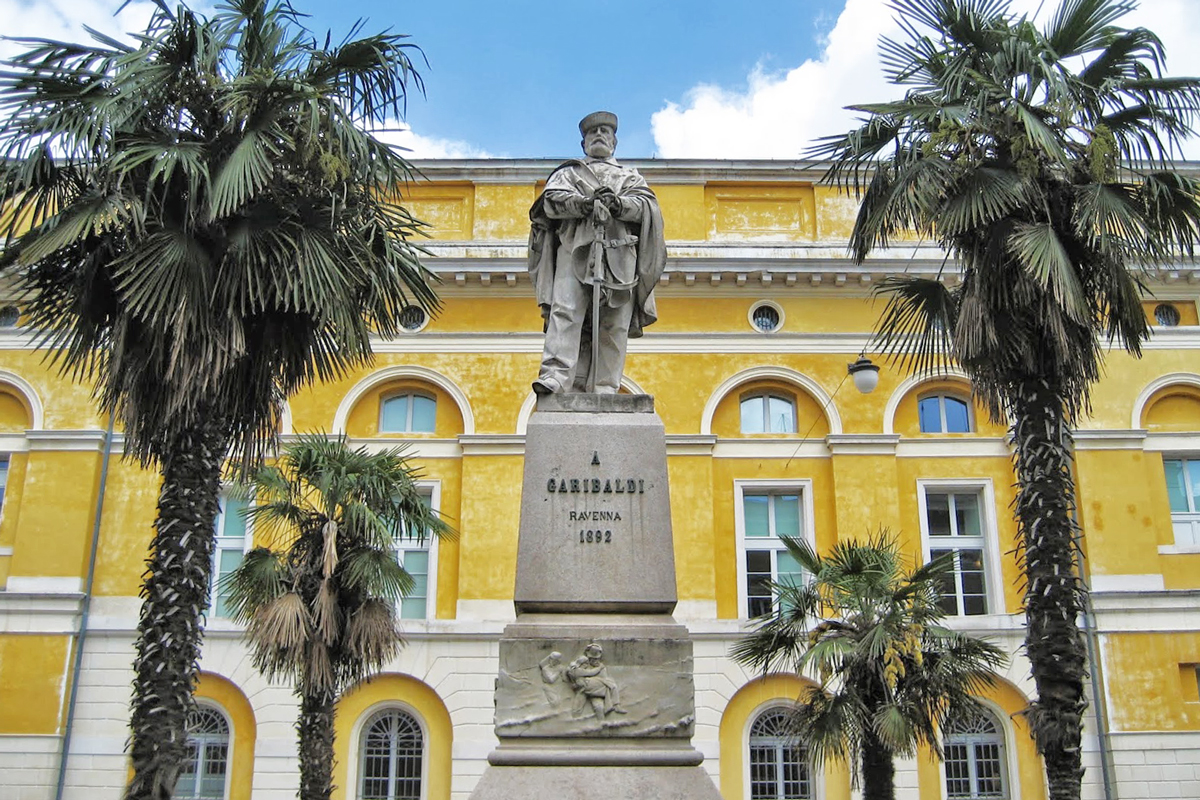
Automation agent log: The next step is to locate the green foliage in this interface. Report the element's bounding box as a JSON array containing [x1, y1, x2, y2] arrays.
[[0, 0, 440, 471], [809, 2, 1200, 796], [227, 433, 452, 696], [732, 532, 1004, 795]]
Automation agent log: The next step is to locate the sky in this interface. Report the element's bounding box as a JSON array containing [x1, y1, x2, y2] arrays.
[[5, 0, 1200, 159]]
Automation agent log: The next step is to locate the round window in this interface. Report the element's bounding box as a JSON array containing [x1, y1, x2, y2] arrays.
[[1154, 303, 1181, 327], [749, 301, 783, 333], [0, 306, 19, 328], [399, 305, 428, 332]]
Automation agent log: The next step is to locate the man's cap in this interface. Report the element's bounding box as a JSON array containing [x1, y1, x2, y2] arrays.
[[579, 111, 618, 135]]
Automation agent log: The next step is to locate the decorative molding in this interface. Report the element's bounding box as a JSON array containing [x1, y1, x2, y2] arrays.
[[665, 435, 718, 456], [700, 365, 843, 436], [895, 438, 1009, 458], [1158, 544, 1200, 555], [348, 438, 462, 459], [711, 439, 829, 459], [368, 331, 877, 355], [458, 434, 526, 456], [881, 368, 974, 435], [825, 434, 901, 455], [1131, 372, 1200, 428], [331, 365, 476, 435], [0, 589, 84, 634], [1088, 573, 1166, 593], [0, 369, 44, 430], [1143, 432, 1200, 452], [25, 429, 111, 452], [1072, 429, 1149, 450]]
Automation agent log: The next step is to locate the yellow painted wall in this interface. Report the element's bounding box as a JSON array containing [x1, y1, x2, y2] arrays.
[[334, 673, 452, 800], [892, 378, 1007, 437], [455, 454, 523, 602], [668, 455, 716, 603], [195, 672, 257, 800], [1104, 632, 1200, 731], [718, 674, 851, 800], [343, 380, 465, 439], [894, 457, 1023, 613], [7, 449, 102, 582], [711, 458, 836, 619], [1076, 450, 1172, 579], [0, 634, 69, 733], [1142, 386, 1200, 431]]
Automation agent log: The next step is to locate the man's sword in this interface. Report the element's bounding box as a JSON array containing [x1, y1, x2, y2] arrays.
[[588, 199, 608, 393]]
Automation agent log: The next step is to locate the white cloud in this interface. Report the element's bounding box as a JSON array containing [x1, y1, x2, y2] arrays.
[[0, 1, 484, 159], [371, 127, 492, 160], [0, 0, 162, 63], [653, 0, 1200, 159]]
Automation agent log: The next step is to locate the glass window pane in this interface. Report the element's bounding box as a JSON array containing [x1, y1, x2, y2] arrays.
[[741, 396, 766, 433], [403, 550, 428, 574], [745, 550, 772, 572], [1165, 459, 1189, 512], [775, 550, 803, 587], [918, 397, 943, 432], [768, 396, 795, 433], [1187, 460, 1200, 513], [411, 395, 437, 433], [773, 495, 801, 538], [954, 493, 982, 536], [926, 493, 952, 536], [400, 597, 426, 619], [944, 397, 971, 432], [744, 495, 771, 537], [380, 395, 410, 432], [221, 497, 248, 539]]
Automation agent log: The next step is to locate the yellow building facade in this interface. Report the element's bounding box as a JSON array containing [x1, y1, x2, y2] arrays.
[[0, 159, 1197, 800]]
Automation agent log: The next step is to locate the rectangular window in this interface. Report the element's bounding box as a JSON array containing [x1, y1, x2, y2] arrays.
[[1164, 457, 1200, 546], [919, 483, 999, 617], [393, 485, 439, 620], [736, 481, 813, 618], [211, 492, 249, 619]]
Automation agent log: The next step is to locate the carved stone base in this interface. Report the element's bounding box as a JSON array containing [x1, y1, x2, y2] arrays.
[[494, 614, 694, 740], [468, 764, 724, 800]]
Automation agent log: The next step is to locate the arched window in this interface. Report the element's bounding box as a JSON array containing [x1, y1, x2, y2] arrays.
[[360, 708, 424, 800], [918, 394, 972, 433], [944, 709, 1009, 799], [175, 705, 230, 800], [380, 393, 436, 434], [741, 393, 797, 434], [748, 707, 811, 800]]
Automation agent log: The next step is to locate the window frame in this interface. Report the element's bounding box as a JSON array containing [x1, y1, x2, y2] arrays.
[[743, 702, 816, 800], [739, 391, 798, 435], [1162, 455, 1200, 546], [917, 392, 974, 434], [351, 703, 428, 800], [210, 490, 252, 619], [734, 480, 815, 619], [392, 481, 441, 621], [175, 701, 233, 800], [916, 479, 1004, 618], [941, 705, 1013, 800], [379, 391, 438, 434]]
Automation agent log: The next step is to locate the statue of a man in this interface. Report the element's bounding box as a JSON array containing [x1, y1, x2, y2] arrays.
[[528, 111, 666, 395]]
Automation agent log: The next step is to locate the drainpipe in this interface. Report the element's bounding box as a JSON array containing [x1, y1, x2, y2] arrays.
[[54, 416, 115, 800], [1069, 438, 1118, 800]]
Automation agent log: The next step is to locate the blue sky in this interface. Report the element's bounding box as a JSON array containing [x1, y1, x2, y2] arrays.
[[5, 0, 1200, 159], [310, 0, 846, 158]]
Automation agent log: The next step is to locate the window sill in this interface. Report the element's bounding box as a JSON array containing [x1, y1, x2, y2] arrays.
[[1159, 544, 1200, 555]]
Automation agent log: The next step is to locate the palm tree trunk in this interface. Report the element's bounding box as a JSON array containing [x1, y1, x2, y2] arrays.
[[125, 418, 229, 800], [298, 691, 337, 800], [1010, 376, 1088, 800], [860, 731, 896, 800]]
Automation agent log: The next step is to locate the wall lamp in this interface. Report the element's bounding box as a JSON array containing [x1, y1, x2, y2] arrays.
[[847, 356, 880, 394]]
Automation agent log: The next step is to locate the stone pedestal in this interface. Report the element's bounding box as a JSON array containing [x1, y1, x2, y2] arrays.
[[470, 394, 723, 799]]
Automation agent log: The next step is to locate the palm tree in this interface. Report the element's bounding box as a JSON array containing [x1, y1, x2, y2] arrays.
[[0, 2, 439, 797], [731, 533, 1004, 800], [809, 1, 1200, 797], [226, 434, 450, 800]]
